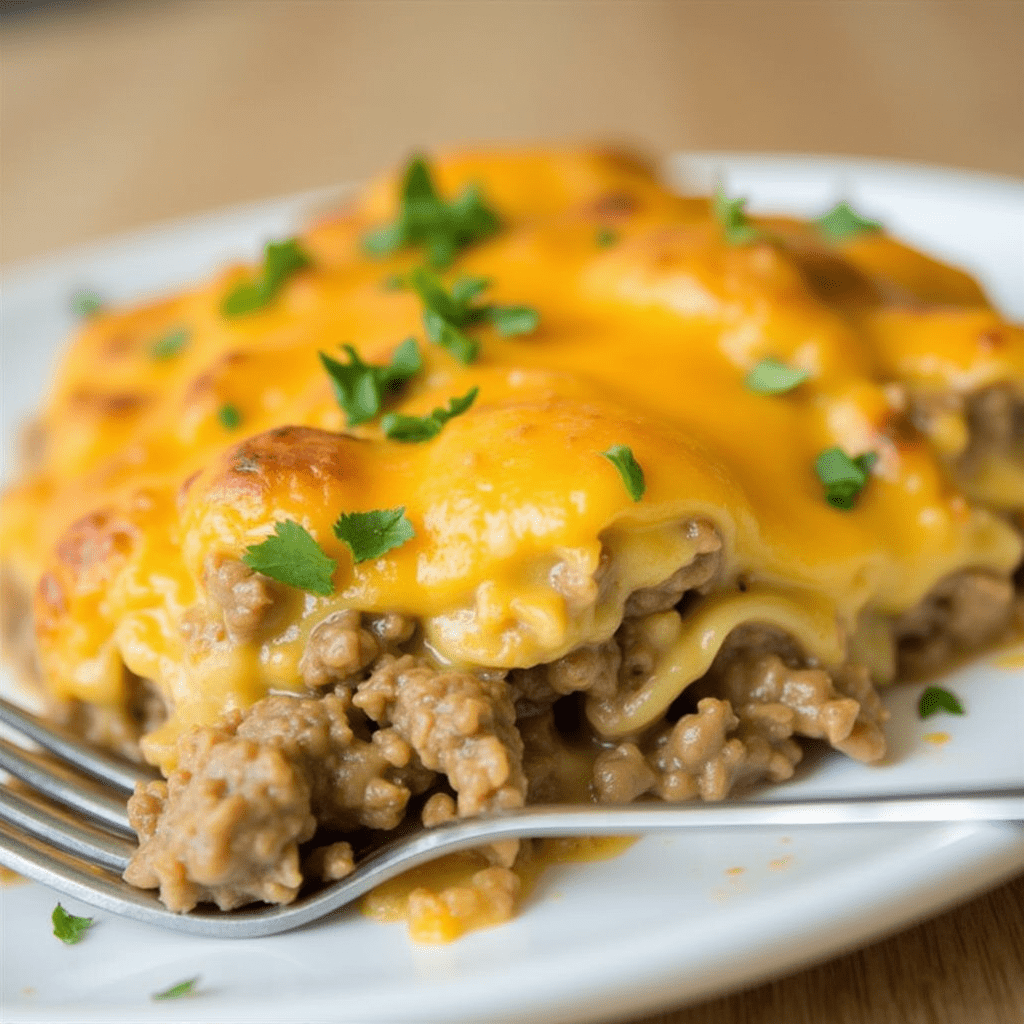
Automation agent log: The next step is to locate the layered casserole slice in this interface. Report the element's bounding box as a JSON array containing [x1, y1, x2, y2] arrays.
[[2, 149, 1022, 938]]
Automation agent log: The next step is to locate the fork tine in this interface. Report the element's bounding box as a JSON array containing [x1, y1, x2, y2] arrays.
[[0, 820, 324, 937], [0, 737, 134, 835], [0, 783, 135, 872], [0, 696, 157, 792], [0, 819, 184, 924]]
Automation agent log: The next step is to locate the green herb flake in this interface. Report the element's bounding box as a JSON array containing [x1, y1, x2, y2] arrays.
[[409, 269, 538, 364], [152, 977, 200, 1001], [319, 338, 422, 426], [815, 201, 883, 244], [71, 291, 104, 319], [487, 305, 540, 338], [363, 155, 501, 269], [242, 520, 337, 596], [383, 273, 409, 291], [451, 275, 492, 306], [918, 686, 965, 719], [217, 403, 242, 430], [595, 227, 619, 248], [52, 903, 94, 945], [745, 357, 810, 395], [602, 444, 646, 502], [333, 507, 415, 563], [410, 269, 480, 364], [713, 187, 760, 246], [151, 327, 189, 361], [815, 447, 878, 510], [382, 387, 478, 442], [222, 238, 312, 317]]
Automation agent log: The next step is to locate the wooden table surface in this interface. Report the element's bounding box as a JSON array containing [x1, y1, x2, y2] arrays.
[[2, 2, 1023, 1022]]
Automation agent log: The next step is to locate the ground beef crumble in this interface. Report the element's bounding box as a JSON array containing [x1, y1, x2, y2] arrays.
[[894, 569, 1014, 676], [354, 654, 528, 868], [126, 688, 434, 911]]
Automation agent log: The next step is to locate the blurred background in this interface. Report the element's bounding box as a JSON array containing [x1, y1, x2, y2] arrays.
[[2, 0, 1022, 265]]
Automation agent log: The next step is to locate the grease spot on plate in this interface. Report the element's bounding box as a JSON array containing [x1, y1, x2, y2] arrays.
[[992, 643, 1024, 669], [923, 731, 951, 746]]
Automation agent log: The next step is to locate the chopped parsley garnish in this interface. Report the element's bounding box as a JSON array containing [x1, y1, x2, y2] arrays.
[[815, 201, 882, 244], [363, 155, 501, 269], [602, 445, 645, 501], [410, 269, 538, 365], [319, 338, 422, 426], [217, 403, 242, 429], [488, 305, 540, 338], [152, 977, 200, 1001], [52, 904, 94, 945], [150, 327, 189, 360], [382, 387, 478, 442], [333, 507, 415, 563], [410, 268, 480, 364], [222, 238, 311, 317], [918, 686, 965, 719], [383, 273, 408, 291], [815, 447, 877, 510], [70, 291, 104, 319], [746, 357, 809, 395], [713, 187, 760, 246], [596, 227, 619, 248], [242, 520, 337, 596], [450, 275, 491, 306]]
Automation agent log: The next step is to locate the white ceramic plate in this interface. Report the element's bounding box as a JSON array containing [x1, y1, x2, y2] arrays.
[[2, 155, 1023, 1024]]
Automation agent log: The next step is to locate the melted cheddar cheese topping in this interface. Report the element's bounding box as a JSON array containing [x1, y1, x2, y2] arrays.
[[2, 148, 1022, 771]]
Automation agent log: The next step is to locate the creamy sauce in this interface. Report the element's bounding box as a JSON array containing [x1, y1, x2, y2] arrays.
[[361, 836, 636, 942]]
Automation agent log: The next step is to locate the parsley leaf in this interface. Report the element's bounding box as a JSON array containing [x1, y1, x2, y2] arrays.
[[70, 290, 104, 319], [152, 977, 200, 1001], [746, 357, 809, 395], [151, 327, 189, 360], [410, 269, 538, 364], [222, 238, 311, 317], [333, 507, 415, 563], [217, 403, 242, 429], [363, 155, 501, 269], [52, 904, 94, 945], [713, 187, 760, 246], [320, 338, 422, 426], [602, 445, 645, 501], [816, 201, 882, 244], [242, 520, 337, 596], [410, 269, 481, 364], [815, 447, 877, 510], [596, 227, 619, 248], [382, 387, 478, 442], [487, 305, 540, 338], [451, 275, 492, 306], [918, 686, 965, 719]]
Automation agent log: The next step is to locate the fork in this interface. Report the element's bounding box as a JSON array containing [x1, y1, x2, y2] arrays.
[[2, 694, 1022, 939]]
